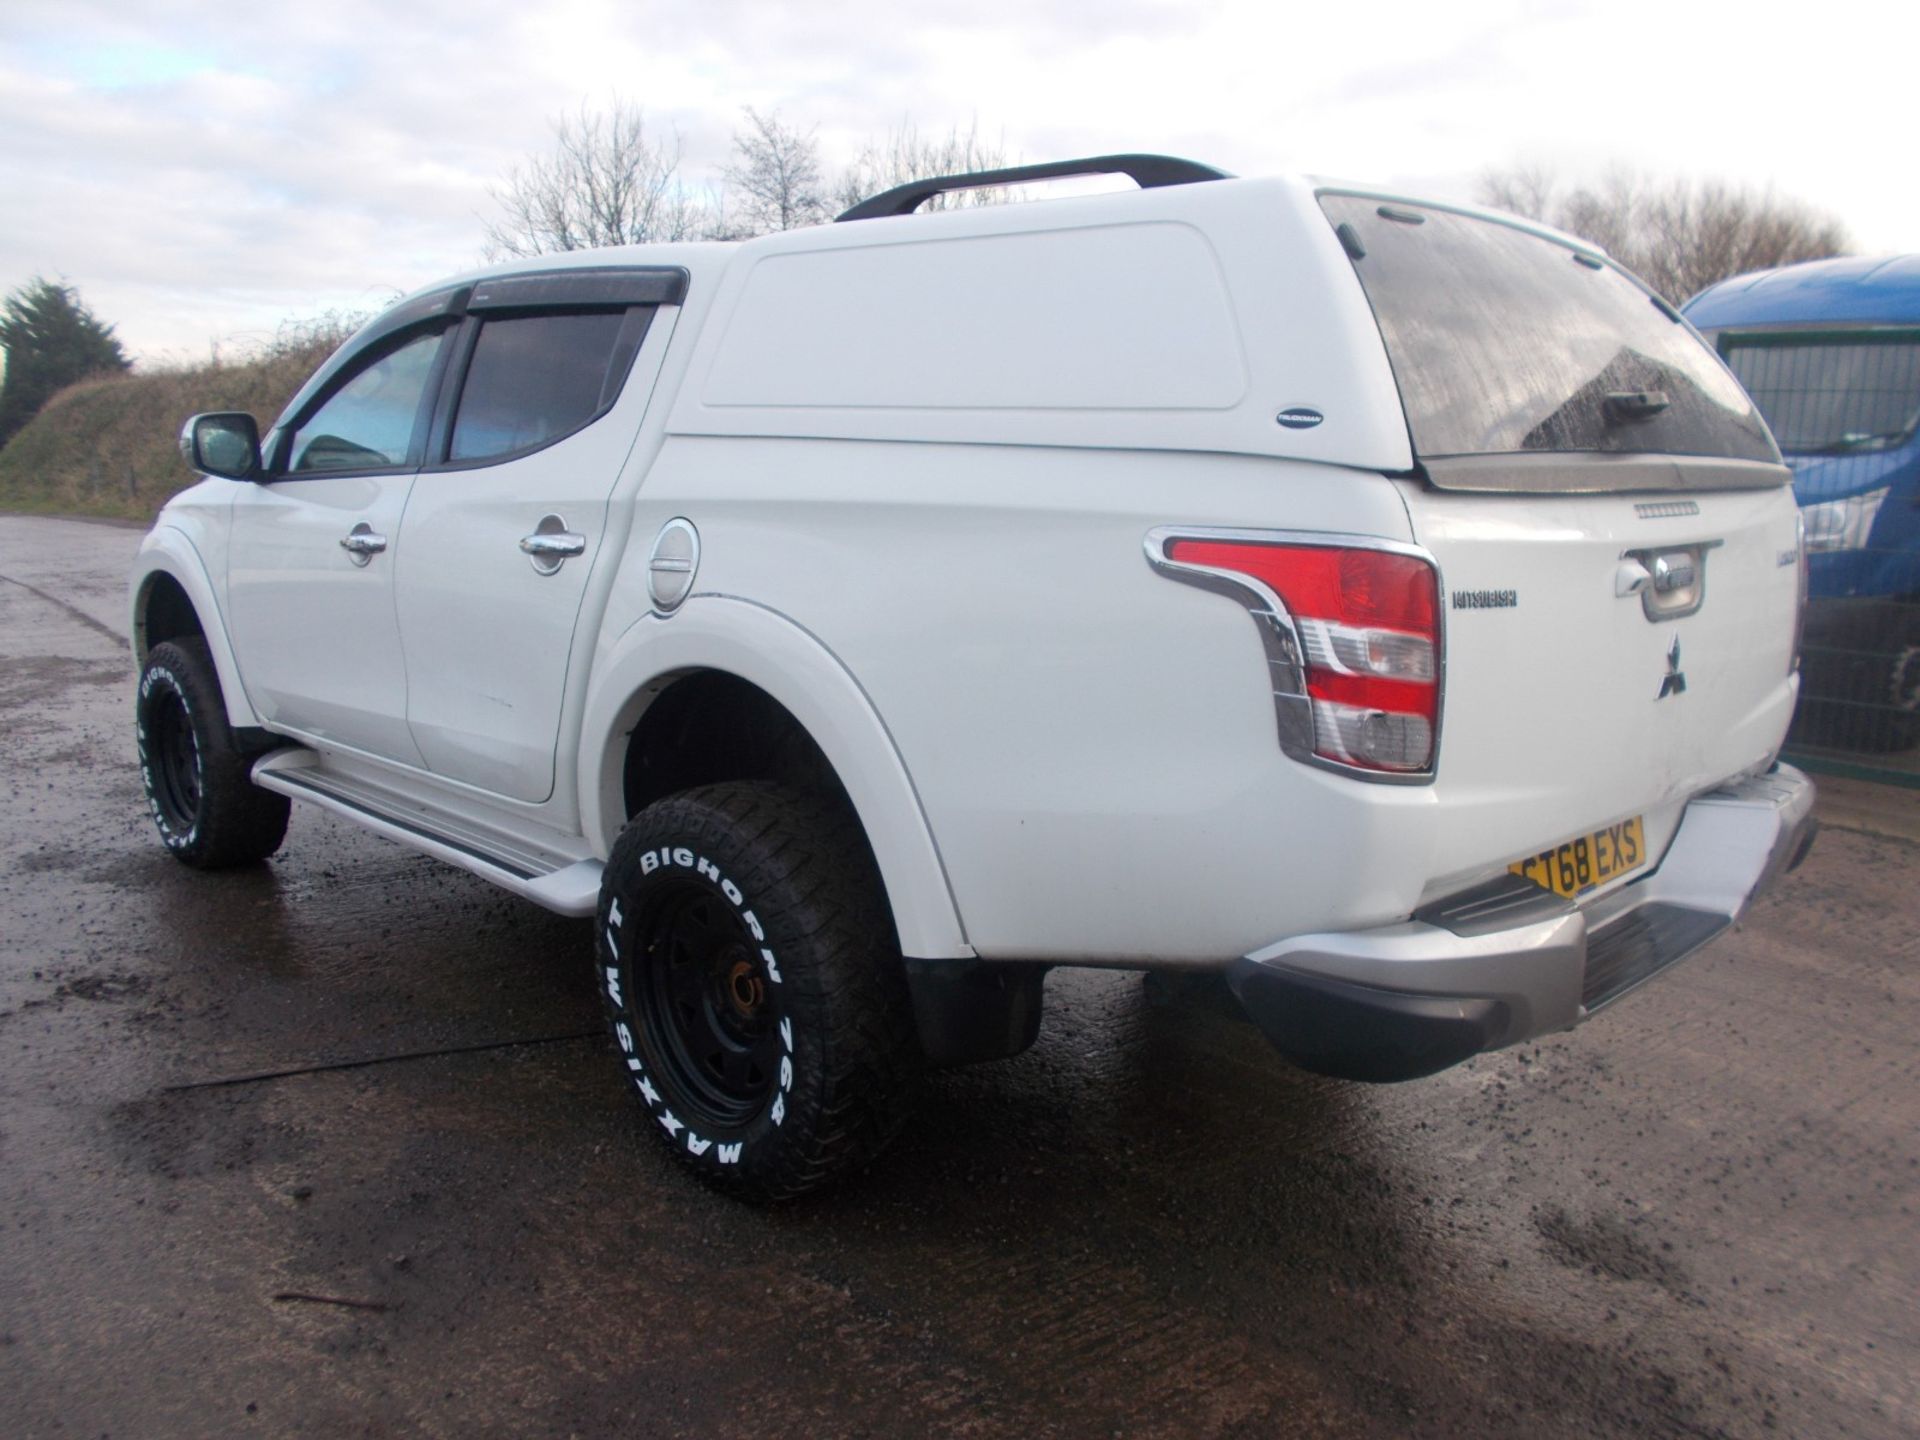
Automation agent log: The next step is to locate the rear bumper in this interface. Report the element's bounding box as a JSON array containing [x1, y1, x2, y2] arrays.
[[1228, 764, 1818, 1082]]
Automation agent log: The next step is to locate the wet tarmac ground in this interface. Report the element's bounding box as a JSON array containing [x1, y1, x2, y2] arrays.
[[1, 513, 1916, 1438]]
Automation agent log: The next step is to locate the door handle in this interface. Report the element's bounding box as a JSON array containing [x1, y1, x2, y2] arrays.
[[520, 514, 587, 575], [340, 523, 387, 566], [519, 532, 587, 558]]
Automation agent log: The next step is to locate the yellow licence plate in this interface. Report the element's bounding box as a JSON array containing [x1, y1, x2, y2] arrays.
[[1509, 816, 1647, 900]]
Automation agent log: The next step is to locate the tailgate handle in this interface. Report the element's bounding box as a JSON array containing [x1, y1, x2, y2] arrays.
[[1619, 542, 1720, 621], [1650, 553, 1695, 592]]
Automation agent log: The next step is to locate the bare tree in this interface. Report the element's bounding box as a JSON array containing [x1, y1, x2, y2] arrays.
[[834, 119, 1013, 215], [484, 101, 718, 258], [485, 104, 1021, 252], [1477, 164, 1558, 232], [1477, 165, 1849, 303], [724, 108, 830, 234]]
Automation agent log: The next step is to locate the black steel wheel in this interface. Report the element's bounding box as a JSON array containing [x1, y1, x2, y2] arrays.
[[597, 782, 921, 1201], [638, 876, 785, 1130]]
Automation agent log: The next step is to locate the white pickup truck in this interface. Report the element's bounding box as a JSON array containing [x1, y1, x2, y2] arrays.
[[133, 155, 1817, 1200]]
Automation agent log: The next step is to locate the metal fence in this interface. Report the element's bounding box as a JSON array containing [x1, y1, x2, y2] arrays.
[[1787, 560, 1920, 787], [1720, 330, 1920, 787]]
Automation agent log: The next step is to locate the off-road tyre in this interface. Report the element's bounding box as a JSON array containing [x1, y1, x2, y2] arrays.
[[136, 638, 290, 868], [596, 782, 921, 1202]]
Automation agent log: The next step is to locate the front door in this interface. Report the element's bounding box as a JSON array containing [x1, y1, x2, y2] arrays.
[[226, 324, 451, 766]]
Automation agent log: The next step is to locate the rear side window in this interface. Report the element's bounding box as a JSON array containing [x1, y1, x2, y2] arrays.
[[1720, 334, 1920, 455], [448, 309, 635, 463], [1320, 195, 1776, 463]]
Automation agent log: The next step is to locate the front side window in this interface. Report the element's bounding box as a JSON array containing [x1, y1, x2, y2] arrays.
[[287, 328, 445, 473], [1320, 195, 1777, 464], [1720, 334, 1920, 456], [448, 309, 632, 463]]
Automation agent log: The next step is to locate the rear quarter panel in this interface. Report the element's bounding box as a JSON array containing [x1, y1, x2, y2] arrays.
[[618, 437, 1441, 964]]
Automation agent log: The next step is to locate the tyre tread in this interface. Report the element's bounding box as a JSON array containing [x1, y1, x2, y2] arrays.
[[600, 781, 920, 1202]]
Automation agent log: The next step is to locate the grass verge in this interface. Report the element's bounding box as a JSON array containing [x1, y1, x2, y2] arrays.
[[0, 331, 343, 524]]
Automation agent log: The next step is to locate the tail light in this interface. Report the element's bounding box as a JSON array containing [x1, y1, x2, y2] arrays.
[[1149, 530, 1442, 780]]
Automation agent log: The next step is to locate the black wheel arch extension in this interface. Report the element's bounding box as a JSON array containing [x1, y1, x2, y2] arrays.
[[621, 671, 845, 821], [136, 571, 205, 659]]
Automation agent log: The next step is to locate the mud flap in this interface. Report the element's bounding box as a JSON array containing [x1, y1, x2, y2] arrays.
[[901, 959, 1047, 1068]]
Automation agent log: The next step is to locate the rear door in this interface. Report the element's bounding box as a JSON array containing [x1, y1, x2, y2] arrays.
[[1320, 196, 1802, 887], [392, 269, 678, 804]]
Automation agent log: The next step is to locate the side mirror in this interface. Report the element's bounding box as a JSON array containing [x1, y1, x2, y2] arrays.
[[179, 412, 262, 481]]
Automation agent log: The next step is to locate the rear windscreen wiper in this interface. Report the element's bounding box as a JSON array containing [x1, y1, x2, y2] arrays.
[[1604, 390, 1671, 424]]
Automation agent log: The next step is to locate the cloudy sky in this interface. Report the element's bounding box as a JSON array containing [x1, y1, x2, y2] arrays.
[[4, 0, 1914, 364]]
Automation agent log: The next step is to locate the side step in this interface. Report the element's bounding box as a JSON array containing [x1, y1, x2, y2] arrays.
[[251, 750, 603, 917], [1581, 902, 1729, 1012]]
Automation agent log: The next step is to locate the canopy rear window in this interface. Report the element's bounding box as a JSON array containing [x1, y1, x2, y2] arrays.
[[1320, 195, 1776, 465]]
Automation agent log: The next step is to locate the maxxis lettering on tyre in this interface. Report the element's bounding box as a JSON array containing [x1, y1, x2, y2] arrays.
[[135, 665, 200, 850]]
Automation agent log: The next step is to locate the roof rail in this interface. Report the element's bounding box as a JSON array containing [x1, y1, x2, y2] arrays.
[[834, 153, 1232, 222]]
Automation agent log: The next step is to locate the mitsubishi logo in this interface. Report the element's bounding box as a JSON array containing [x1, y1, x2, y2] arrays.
[[1657, 637, 1687, 700]]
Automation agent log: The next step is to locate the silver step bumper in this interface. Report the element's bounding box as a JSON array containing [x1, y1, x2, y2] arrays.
[[1229, 765, 1818, 1082]]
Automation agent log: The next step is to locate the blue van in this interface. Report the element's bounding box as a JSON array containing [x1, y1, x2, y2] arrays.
[[1685, 256, 1920, 750]]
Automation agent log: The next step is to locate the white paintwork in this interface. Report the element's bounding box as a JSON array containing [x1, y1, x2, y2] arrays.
[[1397, 480, 1801, 905], [130, 510, 259, 728], [669, 176, 1412, 471], [622, 437, 1425, 961], [134, 167, 1804, 991], [702, 223, 1249, 409], [226, 471, 424, 765]]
